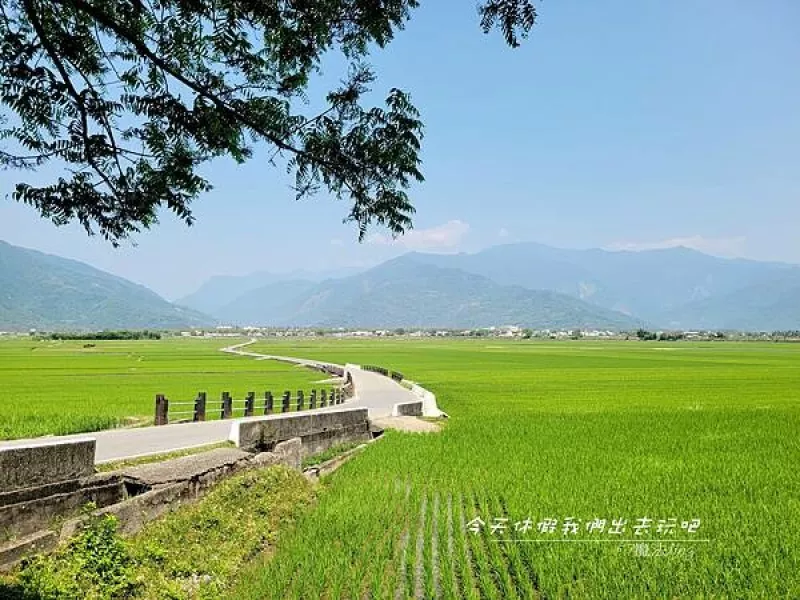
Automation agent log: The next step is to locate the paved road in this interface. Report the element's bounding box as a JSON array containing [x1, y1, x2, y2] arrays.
[[222, 340, 416, 420], [0, 341, 419, 463]]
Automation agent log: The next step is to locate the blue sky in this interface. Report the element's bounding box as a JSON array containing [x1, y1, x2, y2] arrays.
[[1, 1, 798, 299]]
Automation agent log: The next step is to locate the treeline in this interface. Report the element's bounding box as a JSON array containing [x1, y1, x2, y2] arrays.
[[635, 329, 725, 341], [635, 329, 800, 341], [771, 330, 800, 338], [44, 330, 162, 340]]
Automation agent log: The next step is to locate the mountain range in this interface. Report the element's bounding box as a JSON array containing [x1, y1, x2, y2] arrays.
[[0, 241, 210, 331], [1, 238, 799, 331], [401, 243, 800, 329], [180, 243, 800, 331], [206, 256, 642, 330]]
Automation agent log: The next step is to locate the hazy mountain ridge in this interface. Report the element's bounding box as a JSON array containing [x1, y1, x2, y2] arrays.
[[194, 244, 799, 330], [0, 241, 213, 330], [3, 238, 799, 331], [405, 244, 800, 329], [176, 267, 365, 314], [206, 256, 643, 329], [214, 280, 317, 324], [662, 270, 800, 330]]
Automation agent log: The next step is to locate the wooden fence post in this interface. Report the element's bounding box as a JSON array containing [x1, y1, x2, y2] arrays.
[[264, 391, 273, 415], [296, 390, 304, 411], [282, 391, 291, 412], [154, 394, 167, 426], [154, 394, 162, 425], [310, 389, 317, 409], [221, 391, 232, 419], [194, 392, 207, 422], [244, 392, 255, 417], [320, 389, 327, 407]]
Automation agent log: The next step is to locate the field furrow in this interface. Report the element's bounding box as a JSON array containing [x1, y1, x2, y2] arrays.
[[413, 491, 428, 599], [464, 493, 501, 600], [493, 495, 538, 599], [455, 491, 482, 600]]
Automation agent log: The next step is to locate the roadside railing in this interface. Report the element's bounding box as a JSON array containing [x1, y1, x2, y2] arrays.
[[363, 364, 404, 382], [154, 387, 346, 426], [362, 364, 389, 376]]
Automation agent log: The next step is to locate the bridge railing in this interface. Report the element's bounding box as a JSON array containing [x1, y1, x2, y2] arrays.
[[154, 387, 346, 426], [363, 364, 404, 383]]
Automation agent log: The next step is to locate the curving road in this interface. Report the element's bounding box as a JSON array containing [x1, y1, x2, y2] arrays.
[[221, 339, 419, 419], [0, 340, 423, 463]]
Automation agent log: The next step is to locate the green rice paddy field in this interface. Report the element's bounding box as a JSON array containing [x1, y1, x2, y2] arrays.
[[0, 337, 326, 439], [232, 338, 799, 599], [2, 337, 799, 597]]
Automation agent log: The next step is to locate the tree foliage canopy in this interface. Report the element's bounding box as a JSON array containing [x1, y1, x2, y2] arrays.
[[0, 0, 537, 243]]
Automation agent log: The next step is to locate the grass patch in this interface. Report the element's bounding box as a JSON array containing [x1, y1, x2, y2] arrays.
[[3, 466, 315, 599]]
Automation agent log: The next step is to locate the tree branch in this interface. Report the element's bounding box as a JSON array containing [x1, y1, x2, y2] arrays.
[[22, 0, 119, 195], [57, 0, 304, 157]]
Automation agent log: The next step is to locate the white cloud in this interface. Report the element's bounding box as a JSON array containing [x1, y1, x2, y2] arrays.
[[367, 220, 470, 251], [498, 228, 510, 238], [605, 235, 747, 258]]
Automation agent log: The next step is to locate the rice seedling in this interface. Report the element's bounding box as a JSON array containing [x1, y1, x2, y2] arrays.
[[228, 338, 800, 598]]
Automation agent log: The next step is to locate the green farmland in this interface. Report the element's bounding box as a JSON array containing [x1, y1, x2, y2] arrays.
[[3, 337, 799, 597], [0, 337, 327, 440], [230, 339, 799, 599]]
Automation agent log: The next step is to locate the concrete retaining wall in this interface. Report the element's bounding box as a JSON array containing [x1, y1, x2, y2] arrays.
[[0, 438, 95, 494], [0, 441, 304, 570], [392, 400, 424, 417], [60, 441, 302, 540], [1, 473, 125, 541], [231, 407, 372, 456], [0, 438, 116, 560], [408, 383, 446, 418]]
